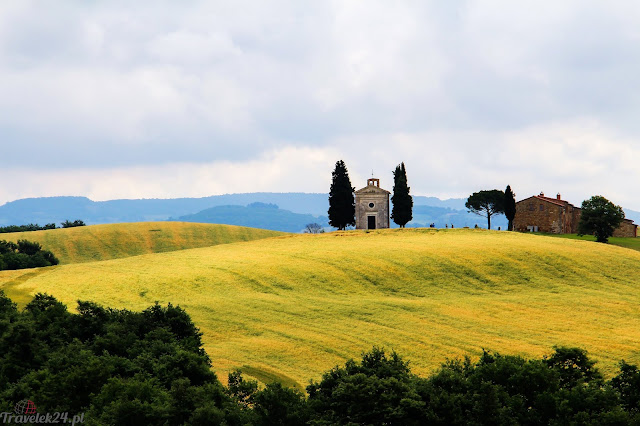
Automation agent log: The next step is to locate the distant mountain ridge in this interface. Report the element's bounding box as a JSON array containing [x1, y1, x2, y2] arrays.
[[1, 193, 638, 233], [0, 194, 330, 225], [174, 202, 329, 233]]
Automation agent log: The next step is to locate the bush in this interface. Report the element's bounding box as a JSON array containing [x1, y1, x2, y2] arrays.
[[17, 239, 43, 256], [0, 239, 59, 270], [307, 347, 425, 425], [61, 220, 86, 228], [0, 293, 246, 424], [304, 223, 324, 234]]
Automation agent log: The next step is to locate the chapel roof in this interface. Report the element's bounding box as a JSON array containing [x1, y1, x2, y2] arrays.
[[355, 178, 390, 194]]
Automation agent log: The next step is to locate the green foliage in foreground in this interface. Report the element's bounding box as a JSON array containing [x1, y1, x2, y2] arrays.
[[0, 239, 59, 271], [1, 291, 640, 425]]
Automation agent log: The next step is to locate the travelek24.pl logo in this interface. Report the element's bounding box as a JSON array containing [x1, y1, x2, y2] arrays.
[[1, 400, 85, 424]]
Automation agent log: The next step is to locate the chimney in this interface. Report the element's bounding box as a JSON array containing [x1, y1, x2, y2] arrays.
[[539, 191, 544, 197], [557, 193, 561, 200]]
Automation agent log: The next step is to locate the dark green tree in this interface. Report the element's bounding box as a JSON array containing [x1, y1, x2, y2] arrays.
[[0, 239, 59, 271], [328, 160, 355, 230], [611, 361, 640, 415], [307, 347, 424, 425], [61, 220, 86, 228], [578, 195, 625, 243], [465, 190, 505, 230], [17, 239, 42, 256], [0, 293, 247, 424], [253, 382, 310, 425], [504, 185, 516, 231], [543, 346, 603, 388], [391, 162, 413, 228]]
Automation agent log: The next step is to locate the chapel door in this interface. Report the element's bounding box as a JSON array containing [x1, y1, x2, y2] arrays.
[[368, 216, 376, 230]]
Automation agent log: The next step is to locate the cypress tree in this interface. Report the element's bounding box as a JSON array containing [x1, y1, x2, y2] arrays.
[[391, 162, 413, 228], [328, 160, 355, 230], [504, 185, 516, 231]]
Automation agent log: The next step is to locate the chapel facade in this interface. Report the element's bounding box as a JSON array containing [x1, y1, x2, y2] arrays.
[[354, 178, 390, 230]]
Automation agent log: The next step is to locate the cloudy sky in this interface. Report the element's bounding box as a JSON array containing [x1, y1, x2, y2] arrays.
[[1, 1, 640, 209]]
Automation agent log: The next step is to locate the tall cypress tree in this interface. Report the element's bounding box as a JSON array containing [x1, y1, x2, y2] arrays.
[[328, 160, 355, 230], [391, 162, 413, 228], [504, 185, 516, 231]]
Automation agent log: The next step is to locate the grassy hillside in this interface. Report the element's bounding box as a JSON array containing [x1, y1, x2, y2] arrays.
[[1, 228, 639, 390], [539, 233, 640, 252], [0, 222, 284, 264]]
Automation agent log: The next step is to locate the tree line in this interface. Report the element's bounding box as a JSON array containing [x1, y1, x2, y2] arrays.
[[0, 223, 56, 234], [0, 220, 86, 234], [1, 291, 639, 425], [0, 240, 59, 270], [466, 188, 625, 242]]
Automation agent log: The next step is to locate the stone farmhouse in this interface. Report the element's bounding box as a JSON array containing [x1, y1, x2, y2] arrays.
[[513, 192, 637, 237], [355, 178, 390, 230]]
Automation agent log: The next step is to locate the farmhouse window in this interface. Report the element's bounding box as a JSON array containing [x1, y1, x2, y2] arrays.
[[539, 204, 544, 211], [529, 203, 535, 211]]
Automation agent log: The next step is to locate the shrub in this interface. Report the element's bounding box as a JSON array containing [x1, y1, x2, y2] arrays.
[[0, 239, 59, 270]]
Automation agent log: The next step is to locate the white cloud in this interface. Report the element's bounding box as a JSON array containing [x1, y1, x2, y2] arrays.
[[0, 145, 341, 203], [0, 1, 639, 210]]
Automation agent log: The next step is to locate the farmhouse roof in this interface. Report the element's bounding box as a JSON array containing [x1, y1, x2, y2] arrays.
[[517, 193, 578, 209], [536, 195, 577, 209]]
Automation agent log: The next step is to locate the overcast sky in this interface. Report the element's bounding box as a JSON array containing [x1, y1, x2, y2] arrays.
[[1, 1, 640, 209]]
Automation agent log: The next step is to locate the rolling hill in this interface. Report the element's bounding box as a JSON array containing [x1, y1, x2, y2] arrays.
[[0, 222, 283, 264], [1, 226, 639, 390]]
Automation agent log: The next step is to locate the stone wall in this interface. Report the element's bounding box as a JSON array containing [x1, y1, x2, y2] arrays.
[[613, 220, 638, 238], [355, 191, 389, 229], [513, 198, 567, 233], [570, 208, 581, 234]]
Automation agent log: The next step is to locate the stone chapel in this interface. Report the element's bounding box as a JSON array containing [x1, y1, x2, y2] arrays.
[[354, 178, 390, 230]]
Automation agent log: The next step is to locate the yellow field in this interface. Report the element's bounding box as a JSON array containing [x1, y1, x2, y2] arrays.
[[0, 222, 283, 264], [1, 227, 640, 389]]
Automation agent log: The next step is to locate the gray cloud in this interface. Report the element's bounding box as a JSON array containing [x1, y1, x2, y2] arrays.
[[1, 1, 639, 208]]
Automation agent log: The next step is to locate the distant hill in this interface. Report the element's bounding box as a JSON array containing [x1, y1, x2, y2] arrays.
[[0, 193, 637, 232], [174, 202, 328, 233], [0, 194, 330, 225], [408, 205, 508, 229]]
